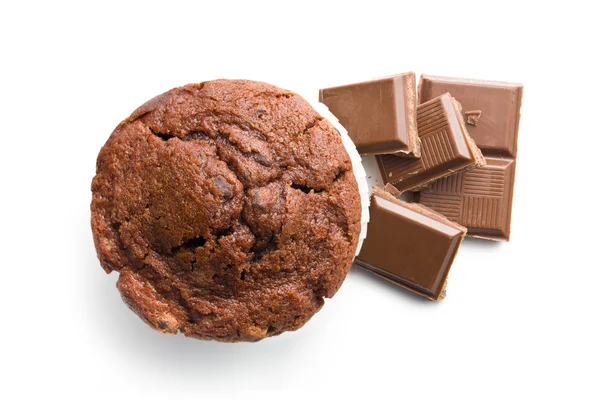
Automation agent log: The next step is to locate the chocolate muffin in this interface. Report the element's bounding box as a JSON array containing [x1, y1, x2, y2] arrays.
[[91, 80, 362, 342]]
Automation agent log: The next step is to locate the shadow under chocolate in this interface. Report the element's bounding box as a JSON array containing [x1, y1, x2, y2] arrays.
[[349, 263, 435, 305]]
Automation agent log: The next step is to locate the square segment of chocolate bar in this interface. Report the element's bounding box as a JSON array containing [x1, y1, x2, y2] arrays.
[[319, 73, 420, 157], [356, 187, 466, 300], [376, 93, 484, 192], [416, 158, 515, 240], [419, 75, 522, 157], [415, 75, 523, 241]]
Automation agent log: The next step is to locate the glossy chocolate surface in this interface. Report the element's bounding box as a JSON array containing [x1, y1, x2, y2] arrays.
[[356, 187, 466, 300], [419, 75, 522, 158], [376, 93, 483, 192], [415, 157, 515, 240], [416, 75, 523, 241], [319, 73, 420, 156]]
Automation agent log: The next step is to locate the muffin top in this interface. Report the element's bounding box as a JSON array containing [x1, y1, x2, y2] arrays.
[[91, 79, 361, 342]]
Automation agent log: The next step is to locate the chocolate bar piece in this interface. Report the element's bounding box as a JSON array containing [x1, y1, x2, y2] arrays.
[[376, 93, 485, 192], [415, 75, 523, 241], [319, 73, 420, 156], [356, 186, 466, 300]]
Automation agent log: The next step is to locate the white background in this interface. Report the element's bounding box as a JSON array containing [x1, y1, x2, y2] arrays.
[[2, 1, 599, 399]]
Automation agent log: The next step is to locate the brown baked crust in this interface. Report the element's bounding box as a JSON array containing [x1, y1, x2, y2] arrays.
[[91, 80, 361, 342]]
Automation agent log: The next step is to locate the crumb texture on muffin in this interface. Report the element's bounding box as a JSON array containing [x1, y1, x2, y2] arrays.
[[91, 80, 361, 342]]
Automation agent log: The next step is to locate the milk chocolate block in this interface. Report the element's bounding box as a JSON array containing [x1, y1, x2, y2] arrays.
[[319, 73, 420, 156], [415, 159, 515, 240], [376, 93, 485, 192], [356, 186, 467, 300], [415, 75, 523, 241]]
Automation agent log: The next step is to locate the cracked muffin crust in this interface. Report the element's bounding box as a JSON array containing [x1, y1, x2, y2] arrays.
[[91, 79, 362, 342]]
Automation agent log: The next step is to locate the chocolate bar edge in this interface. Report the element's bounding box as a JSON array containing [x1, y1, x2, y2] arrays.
[[417, 75, 523, 241], [357, 188, 467, 300], [319, 73, 421, 156]]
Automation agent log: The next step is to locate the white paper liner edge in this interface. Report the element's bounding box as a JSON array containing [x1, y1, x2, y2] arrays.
[[308, 101, 370, 257]]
